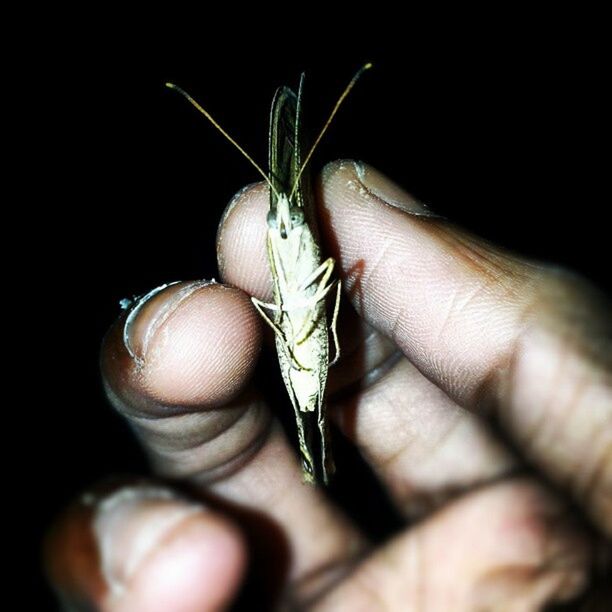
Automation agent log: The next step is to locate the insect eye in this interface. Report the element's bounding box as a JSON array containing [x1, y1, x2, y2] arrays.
[[266, 210, 278, 228], [290, 209, 305, 226]]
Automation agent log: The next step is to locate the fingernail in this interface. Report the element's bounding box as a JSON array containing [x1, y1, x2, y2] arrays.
[[353, 160, 439, 217], [92, 485, 202, 597], [122, 280, 215, 366]]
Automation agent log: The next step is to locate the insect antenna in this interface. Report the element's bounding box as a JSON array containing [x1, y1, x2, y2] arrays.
[[289, 63, 372, 201], [165, 82, 280, 197]]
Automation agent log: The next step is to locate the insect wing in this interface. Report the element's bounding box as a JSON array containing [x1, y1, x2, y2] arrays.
[[269, 86, 298, 206], [268, 75, 312, 211]]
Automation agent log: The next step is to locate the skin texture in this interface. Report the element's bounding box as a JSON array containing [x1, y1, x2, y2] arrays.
[[45, 161, 611, 610]]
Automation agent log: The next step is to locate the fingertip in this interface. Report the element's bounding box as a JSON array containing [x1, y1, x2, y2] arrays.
[[112, 505, 246, 612], [102, 281, 262, 412], [141, 283, 261, 406], [45, 484, 246, 612], [217, 182, 271, 299]]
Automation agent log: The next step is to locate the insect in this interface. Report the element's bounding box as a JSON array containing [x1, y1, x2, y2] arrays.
[[166, 64, 371, 484]]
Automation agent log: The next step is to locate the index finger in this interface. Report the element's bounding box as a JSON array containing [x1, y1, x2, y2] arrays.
[[320, 161, 611, 534]]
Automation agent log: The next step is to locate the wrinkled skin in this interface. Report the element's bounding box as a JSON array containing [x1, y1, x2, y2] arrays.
[[45, 161, 611, 611]]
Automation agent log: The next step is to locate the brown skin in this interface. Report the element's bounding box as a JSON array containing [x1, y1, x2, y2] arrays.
[[45, 161, 611, 610]]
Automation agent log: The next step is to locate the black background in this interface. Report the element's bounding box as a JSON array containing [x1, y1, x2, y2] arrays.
[[28, 15, 609, 608]]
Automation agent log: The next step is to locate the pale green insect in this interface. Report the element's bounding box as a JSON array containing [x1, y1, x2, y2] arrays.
[[166, 64, 371, 484]]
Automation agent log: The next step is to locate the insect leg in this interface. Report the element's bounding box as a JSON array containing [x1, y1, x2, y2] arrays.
[[293, 257, 339, 346], [251, 297, 312, 371], [328, 279, 342, 366], [251, 296, 281, 331], [287, 278, 338, 314], [292, 280, 337, 346], [298, 257, 335, 294], [263, 257, 337, 316]]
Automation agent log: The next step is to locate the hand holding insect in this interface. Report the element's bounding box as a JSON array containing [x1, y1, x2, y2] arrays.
[[167, 66, 371, 484], [46, 162, 611, 609]]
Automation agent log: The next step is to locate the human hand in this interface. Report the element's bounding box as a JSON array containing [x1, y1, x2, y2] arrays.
[[45, 161, 611, 610]]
